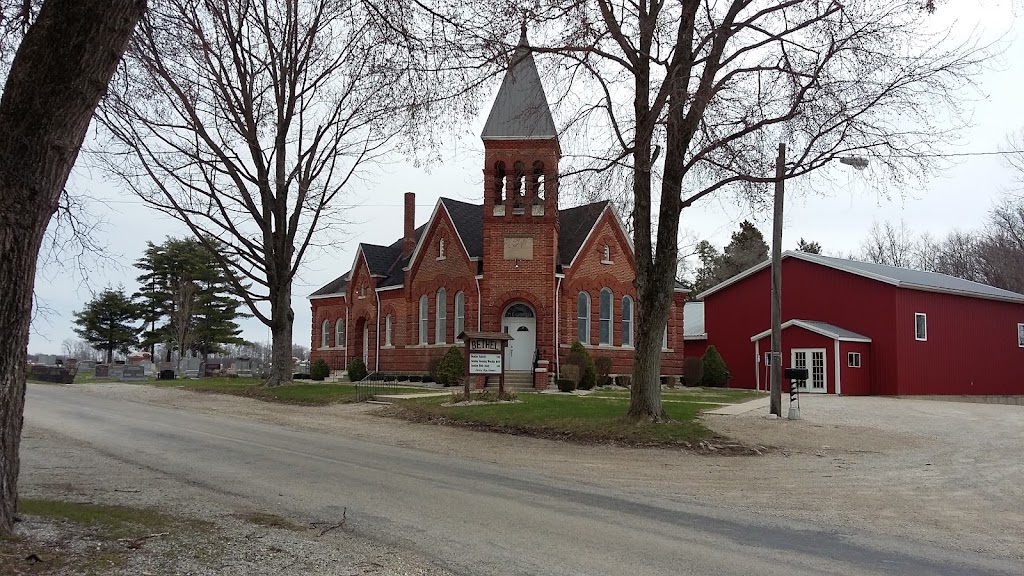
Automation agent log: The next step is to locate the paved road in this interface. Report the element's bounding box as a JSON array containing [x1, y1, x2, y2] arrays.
[[23, 384, 1023, 576]]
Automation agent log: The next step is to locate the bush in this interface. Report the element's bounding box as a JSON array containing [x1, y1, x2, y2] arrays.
[[701, 346, 729, 388], [567, 341, 597, 390], [594, 356, 613, 387], [310, 358, 330, 381], [346, 358, 368, 382], [435, 346, 465, 387], [682, 356, 704, 387], [428, 357, 442, 383], [556, 379, 576, 393], [614, 375, 631, 388], [293, 373, 311, 380]]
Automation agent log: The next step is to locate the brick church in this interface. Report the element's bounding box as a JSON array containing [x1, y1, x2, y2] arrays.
[[309, 34, 686, 387]]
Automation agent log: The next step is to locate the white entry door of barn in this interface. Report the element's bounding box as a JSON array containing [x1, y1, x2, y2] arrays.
[[791, 348, 827, 393], [502, 304, 536, 371]]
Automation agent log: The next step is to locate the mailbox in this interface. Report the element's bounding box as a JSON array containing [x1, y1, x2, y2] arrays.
[[784, 367, 809, 381]]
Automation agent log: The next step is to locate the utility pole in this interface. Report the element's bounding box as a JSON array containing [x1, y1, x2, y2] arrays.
[[770, 143, 785, 416]]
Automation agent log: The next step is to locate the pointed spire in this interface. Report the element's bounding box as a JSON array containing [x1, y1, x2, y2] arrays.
[[481, 26, 558, 141]]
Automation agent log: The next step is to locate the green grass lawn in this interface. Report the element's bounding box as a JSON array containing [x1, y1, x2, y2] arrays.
[[587, 387, 764, 404], [390, 390, 758, 447]]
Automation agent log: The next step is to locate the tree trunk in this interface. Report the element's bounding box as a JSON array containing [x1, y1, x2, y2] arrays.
[[0, 0, 145, 536], [265, 283, 294, 387], [106, 347, 113, 364]]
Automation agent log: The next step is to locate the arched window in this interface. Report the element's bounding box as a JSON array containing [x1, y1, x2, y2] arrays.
[[436, 288, 447, 344], [577, 292, 591, 344], [599, 288, 612, 345], [621, 296, 633, 347], [336, 317, 345, 348], [531, 160, 544, 203], [494, 161, 506, 203], [454, 291, 465, 340], [512, 160, 526, 207], [418, 295, 428, 345], [602, 245, 611, 262], [385, 314, 392, 347], [438, 238, 445, 259], [321, 319, 330, 348]]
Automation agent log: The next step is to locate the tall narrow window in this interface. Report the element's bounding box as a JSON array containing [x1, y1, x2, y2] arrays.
[[621, 296, 633, 347], [512, 160, 526, 208], [335, 318, 345, 348], [321, 319, 330, 348], [1018, 322, 1024, 348], [436, 288, 447, 344], [494, 161, 506, 203], [662, 325, 669, 349], [599, 288, 612, 345], [419, 295, 428, 344], [577, 292, 591, 344], [438, 238, 445, 259], [602, 245, 611, 262], [915, 313, 927, 341], [455, 291, 465, 340], [385, 314, 392, 347], [531, 160, 545, 203]]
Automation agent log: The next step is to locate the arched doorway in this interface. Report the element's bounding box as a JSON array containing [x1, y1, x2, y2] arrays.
[[502, 303, 536, 371]]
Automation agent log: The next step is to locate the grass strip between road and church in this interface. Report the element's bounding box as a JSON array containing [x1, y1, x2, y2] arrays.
[[387, 388, 762, 447]]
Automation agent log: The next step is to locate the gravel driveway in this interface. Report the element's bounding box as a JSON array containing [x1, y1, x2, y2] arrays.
[[52, 385, 1024, 560]]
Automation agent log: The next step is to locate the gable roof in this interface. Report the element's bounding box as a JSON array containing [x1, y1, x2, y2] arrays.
[[696, 250, 1024, 304], [481, 34, 558, 141], [559, 201, 609, 265], [751, 320, 872, 343], [309, 198, 622, 297]]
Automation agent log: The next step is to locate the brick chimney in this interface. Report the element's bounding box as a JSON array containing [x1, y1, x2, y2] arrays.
[[402, 192, 415, 258]]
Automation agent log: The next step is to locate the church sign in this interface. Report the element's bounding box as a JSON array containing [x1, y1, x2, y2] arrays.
[[469, 353, 502, 374], [458, 331, 514, 397]]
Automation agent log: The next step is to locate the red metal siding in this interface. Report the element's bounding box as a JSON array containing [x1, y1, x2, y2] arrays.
[[839, 341, 871, 396], [753, 326, 836, 394], [704, 258, 899, 393], [895, 290, 1024, 395]]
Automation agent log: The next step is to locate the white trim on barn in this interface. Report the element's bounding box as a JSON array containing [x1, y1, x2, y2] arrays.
[[750, 319, 872, 343]]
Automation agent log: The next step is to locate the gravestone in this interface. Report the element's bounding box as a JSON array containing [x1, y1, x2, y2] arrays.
[[140, 361, 156, 377], [180, 358, 203, 378], [78, 360, 96, 372], [108, 365, 126, 380], [158, 369, 175, 380], [156, 361, 172, 373], [204, 363, 221, 377], [236, 357, 253, 378], [29, 365, 75, 384], [36, 354, 57, 366], [294, 360, 310, 375], [94, 364, 110, 378], [120, 365, 146, 381]]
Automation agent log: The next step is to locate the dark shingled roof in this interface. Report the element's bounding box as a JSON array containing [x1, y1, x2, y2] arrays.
[[481, 35, 558, 141], [558, 201, 609, 264], [441, 198, 483, 258], [310, 198, 614, 296]]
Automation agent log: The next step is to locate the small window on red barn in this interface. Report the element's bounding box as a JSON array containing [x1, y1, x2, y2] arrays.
[[1017, 323, 1024, 348], [914, 313, 927, 341], [848, 352, 861, 368]]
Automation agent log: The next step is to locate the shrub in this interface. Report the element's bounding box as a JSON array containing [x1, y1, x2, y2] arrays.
[[682, 356, 704, 387], [594, 356, 613, 387], [666, 375, 678, 389], [293, 373, 311, 380], [436, 346, 465, 387], [428, 357, 443, 383], [310, 358, 330, 381], [346, 358, 368, 382], [556, 379, 576, 392], [701, 346, 729, 388], [614, 375, 631, 388], [567, 341, 597, 390]]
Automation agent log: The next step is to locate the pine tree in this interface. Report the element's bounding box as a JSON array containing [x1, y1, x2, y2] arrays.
[[133, 237, 248, 362], [797, 238, 823, 254], [72, 288, 141, 363], [717, 221, 769, 279]]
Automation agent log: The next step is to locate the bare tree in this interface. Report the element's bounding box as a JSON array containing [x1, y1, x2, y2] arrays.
[[977, 198, 1024, 293], [97, 0, 488, 386], [859, 220, 917, 268], [0, 0, 145, 537], [518, 0, 988, 418]]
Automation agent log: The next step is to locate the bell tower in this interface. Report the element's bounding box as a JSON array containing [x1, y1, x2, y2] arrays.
[[479, 27, 560, 367]]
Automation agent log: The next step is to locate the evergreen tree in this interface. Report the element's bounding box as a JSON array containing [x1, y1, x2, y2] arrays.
[[690, 240, 722, 295], [717, 221, 769, 279], [134, 237, 248, 362], [796, 238, 822, 254], [72, 288, 141, 363]]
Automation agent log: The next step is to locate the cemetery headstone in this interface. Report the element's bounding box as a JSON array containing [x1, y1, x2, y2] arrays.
[[78, 360, 96, 372], [158, 369, 176, 380], [204, 363, 222, 377], [140, 360, 156, 377], [94, 364, 110, 378], [120, 365, 146, 381], [36, 354, 57, 366], [236, 357, 253, 378], [108, 365, 126, 380]]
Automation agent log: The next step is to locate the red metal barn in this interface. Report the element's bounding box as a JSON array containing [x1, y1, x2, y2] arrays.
[[696, 251, 1024, 396]]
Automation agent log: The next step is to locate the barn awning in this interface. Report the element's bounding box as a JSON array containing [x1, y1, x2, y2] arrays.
[[750, 320, 871, 343]]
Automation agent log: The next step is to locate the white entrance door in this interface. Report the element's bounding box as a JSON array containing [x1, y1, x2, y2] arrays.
[[362, 324, 369, 364], [791, 348, 827, 393], [502, 303, 536, 371]]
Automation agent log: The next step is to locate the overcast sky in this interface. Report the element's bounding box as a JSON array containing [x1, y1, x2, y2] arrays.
[[28, 3, 1024, 354]]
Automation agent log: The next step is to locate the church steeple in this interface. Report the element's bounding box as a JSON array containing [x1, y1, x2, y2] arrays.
[[481, 30, 558, 141]]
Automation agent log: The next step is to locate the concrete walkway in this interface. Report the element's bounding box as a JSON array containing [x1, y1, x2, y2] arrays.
[[703, 396, 770, 416], [375, 391, 451, 401]]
